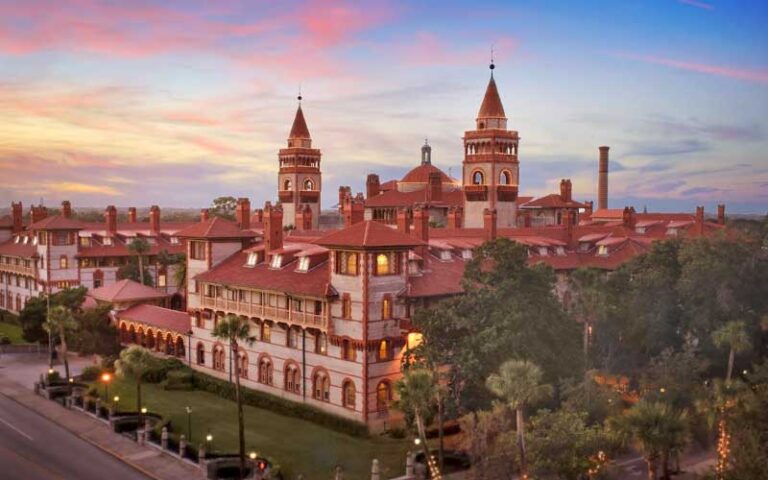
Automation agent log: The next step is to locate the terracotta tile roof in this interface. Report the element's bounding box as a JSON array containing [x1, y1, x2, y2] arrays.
[[478, 76, 506, 118], [405, 256, 466, 298], [590, 209, 624, 220], [175, 217, 257, 239], [0, 215, 12, 228], [364, 187, 464, 208], [315, 220, 426, 249], [116, 304, 190, 334], [194, 251, 334, 297], [379, 180, 398, 192], [77, 241, 184, 258], [521, 194, 586, 209], [401, 164, 454, 184], [90, 279, 169, 303], [80, 221, 196, 234], [0, 241, 37, 257], [28, 215, 85, 231], [289, 105, 311, 139]]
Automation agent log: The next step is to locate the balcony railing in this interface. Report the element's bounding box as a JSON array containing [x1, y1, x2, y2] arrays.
[[200, 296, 328, 330], [0, 263, 34, 275]]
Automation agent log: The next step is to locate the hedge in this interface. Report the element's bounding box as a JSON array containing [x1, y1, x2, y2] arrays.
[[190, 371, 369, 438]]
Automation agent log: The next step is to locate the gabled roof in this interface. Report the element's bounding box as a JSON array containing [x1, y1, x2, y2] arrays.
[[28, 215, 84, 231], [116, 304, 190, 334], [90, 279, 169, 303], [477, 76, 506, 119], [175, 217, 256, 239], [315, 220, 426, 249], [521, 194, 586, 209], [289, 105, 311, 139], [0, 240, 37, 257]]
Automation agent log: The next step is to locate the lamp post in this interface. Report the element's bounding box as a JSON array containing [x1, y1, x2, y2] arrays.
[[206, 431, 213, 453], [101, 372, 112, 399], [113, 396, 120, 412], [185, 406, 192, 443]]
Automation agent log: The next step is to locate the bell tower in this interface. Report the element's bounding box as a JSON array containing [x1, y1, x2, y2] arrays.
[[278, 96, 322, 230], [462, 62, 519, 228]]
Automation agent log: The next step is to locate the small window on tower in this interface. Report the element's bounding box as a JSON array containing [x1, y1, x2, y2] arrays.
[[472, 171, 484, 185], [283, 179, 292, 191], [303, 179, 314, 191], [499, 171, 511, 185]]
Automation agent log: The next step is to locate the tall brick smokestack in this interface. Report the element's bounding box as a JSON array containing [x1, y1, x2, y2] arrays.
[[149, 205, 160, 236], [11, 202, 22, 233], [105, 205, 117, 236], [598, 146, 609, 210]]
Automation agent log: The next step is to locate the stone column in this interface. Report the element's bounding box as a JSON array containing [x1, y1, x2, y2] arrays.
[[95, 398, 102, 416], [405, 451, 414, 478], [179, 434, 187, 457], [161, 426, 168, 450], [371, 459, 380, 480]]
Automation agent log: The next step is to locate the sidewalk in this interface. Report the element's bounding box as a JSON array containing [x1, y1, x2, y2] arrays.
[[0, 373, 202, 480]]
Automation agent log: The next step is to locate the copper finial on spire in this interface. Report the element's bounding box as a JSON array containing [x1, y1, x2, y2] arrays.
[[297, 83, 302, 102], [490, 45, 495, 74]]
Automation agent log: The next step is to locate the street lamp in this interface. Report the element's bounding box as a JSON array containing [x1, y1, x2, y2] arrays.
[[249, 451, 257, 460], [206, 431, 213, 452], [101, 372, 112, 399], [185, 406, 193, 443], [113, 395, 120, 412], [414, 438, 422, 446]]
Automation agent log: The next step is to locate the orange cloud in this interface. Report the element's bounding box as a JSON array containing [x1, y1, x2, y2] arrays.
[[44, 182, 123, 196]]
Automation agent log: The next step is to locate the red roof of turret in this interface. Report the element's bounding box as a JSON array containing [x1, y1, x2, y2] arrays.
[[289, 105, 311, 139], [90, 279, 169, 303], [477, 76, 506, 119], [401, 164, 454, 184]]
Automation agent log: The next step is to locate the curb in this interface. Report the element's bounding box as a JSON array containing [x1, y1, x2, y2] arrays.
[[0, 386, 167, 480]]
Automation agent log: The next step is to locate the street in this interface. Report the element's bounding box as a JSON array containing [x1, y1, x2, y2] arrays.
[[0, 393, 150, 480]]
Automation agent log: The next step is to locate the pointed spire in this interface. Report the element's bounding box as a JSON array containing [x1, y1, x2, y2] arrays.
[[289, 104, 311, 140], [477, 75, 506, 119]]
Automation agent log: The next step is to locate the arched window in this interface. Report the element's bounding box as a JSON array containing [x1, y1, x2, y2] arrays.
[[196, 343, 205, 365], [129, 325, 137, 343], [312, 370, 330, 402], [284, 363, 301, 394], [378, 340, 390, 361], [472, 170, 484, 185], [376, 253, 395, 276], [237, 350, 248, 378], [59, 255, 68, 269], [165, 333, 174, 355], [303, 178, 314, 190], [341, 339, 356, 361], [213, 344, 225, 371], [146, 329, 156, 349], [283, 179, 292, 191], [499, 170, 511, 185], [381, 296, 392, 320], [315, 333, 327, 355], [175, 336, 185, 358], [258, 356, 273, 385], [93, 269, 104, 289], [376, 381, 392, 412], [342, 380, 356, 409]]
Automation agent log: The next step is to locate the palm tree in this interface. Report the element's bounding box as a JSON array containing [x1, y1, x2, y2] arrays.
[[43, 305, 77, 387], [712, 321, 751, 383], [212, 314, 255, 480], [128, 237, 151, 286], [486, 359, 552, 478], [610, 400, 688, 480], [115, 346, 155, 427], [394, 368, 441, 479]]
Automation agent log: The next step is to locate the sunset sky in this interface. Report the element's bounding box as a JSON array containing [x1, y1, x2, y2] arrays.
[[0, 0, 766, 213]]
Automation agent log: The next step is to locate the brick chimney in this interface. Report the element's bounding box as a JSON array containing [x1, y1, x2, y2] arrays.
[[366, 174, 380, 199], [338, 186, 351, 214], [717, 204, 726, 225], [622, 206, 636, 229], [598, 146, 609, 210], [559, 179, 568, 202], [483, 208, 497, 241], [105, 205, 117, 236], [584, 201, 593, 218], [447, 206, 462, 230], [235, 197, 251, 230], [253, 209, 263, 225], [127, 207, 137, 223], [397, 207, 411, 235], [427, 172, 442, 202], [30, 205, 47, 225], [298, 204, 312, 231], [342, 194, 364, 228], [564, 208, 574, 241], [61, 200, 72, 219], [412, 205, 429, 258], [11, 202, 22, 233], [149, 205, 160, 235], [695, 205, 705, 235], [200, 209, 210, 222], [263, 202, 283, 253]]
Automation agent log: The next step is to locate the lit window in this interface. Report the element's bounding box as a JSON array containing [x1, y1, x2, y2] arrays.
[[170, 237, 179, 245], [303, 178, 314, 190], [315, 333, 327, 354], [270, 254, 282, 269], [342, 295, 352, 319], [343, 381, 356, 409], [59, 256, 68, 269], [597, 245, 609, 256], [261, 322, 271, 343], [378, 340, 389, 360], [376, 381, 391, 412], [158, 273, 167, 288], [103, 237, 113, 246], [338, 252, 358, 275], [382, 296, 392, 319], [376, 253, 396, 276], [297, 256, 310, 272]]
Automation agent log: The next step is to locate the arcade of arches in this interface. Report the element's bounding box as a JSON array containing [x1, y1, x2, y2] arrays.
[[119, 321, 186, 358]]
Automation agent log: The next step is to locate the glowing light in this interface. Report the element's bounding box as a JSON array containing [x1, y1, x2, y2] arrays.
[[413, 438, 421, 446], [206, 434, 213, 442], [407, 332, 423, 350], [48, 368, 54, 374], [113, 396, 120, 402], [141, 407, 147, 414], [660, 387, 666, 393], [101, 372, 112, 383], [249, 452, 257, 460]]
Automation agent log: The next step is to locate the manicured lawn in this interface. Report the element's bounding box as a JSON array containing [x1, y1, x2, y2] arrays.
[[0, 321, 24, 343], [101, 377, 411, 479]]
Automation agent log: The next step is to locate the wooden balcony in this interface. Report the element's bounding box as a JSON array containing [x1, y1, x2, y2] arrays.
[[299, 190, 320, 203], [464, 185, 488, 201], [278, 190, 294, 203], [497, 185, 519, 202], [0, 263, 34, 276], [200, 296, 328, 330]]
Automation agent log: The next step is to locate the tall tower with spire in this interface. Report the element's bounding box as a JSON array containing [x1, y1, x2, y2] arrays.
[[462, 62, 519, 228], [278, 97, 322, 229]]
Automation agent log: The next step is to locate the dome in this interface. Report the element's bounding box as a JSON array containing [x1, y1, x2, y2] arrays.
[[400, 164, 453, 184]]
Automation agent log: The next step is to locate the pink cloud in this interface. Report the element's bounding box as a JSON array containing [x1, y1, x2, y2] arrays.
[[163, 111, 222, 126], [181, 135, 240, 156], [617, 53, 768, 85], [400, 33, 519, 67], [677, 0, 714, 10]]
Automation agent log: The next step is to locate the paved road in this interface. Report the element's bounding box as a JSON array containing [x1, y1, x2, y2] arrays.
[[0, 394, 150, 480]]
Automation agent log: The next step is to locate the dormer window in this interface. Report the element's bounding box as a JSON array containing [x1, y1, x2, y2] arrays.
[[666, 228, 678, 237], [103, 237, 113, 246], [13, 236, 20, 244], [635, 226, 646, 234], [246, 252, 260, 267], [170, 237, 179, 245], [79, 237, 90, 247], [22, 236, 29, 244], [32, 237, 38, 246], [439, 250, 452, 261], [538, 247, 549, 257], [597, 245, 609, 256], [297, 256, 310, 272], [462, 249, 473, 260], [556, 246, 566, 256], [270, 254, 283, 269]]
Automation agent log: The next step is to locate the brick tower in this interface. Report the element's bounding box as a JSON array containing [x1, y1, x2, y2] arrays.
[[278, 97, 322, 229], [462, 62, 519, 228]]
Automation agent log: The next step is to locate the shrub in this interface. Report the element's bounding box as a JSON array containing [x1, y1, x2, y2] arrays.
[[0, 334, 10, 345], [191, 372, 369, 437], [79, 365, 102, 382], [101, 353, 120, 371], [142, 357, 186, 383], [47, 370, 61, 383], [87, 386, 99, 398], [164, 370, 195, 391]]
